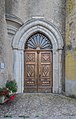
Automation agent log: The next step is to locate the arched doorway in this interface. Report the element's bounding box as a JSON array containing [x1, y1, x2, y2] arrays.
[[24, 33, 53, 93], [12, 19, 64, 93]]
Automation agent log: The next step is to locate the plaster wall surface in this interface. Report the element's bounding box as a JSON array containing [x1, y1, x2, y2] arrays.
[[5, 0, 66, 39], [65, 0, 76, 96], [0, 0, 12, 87]]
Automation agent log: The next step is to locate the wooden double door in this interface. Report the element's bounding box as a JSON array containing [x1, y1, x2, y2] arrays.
[[24, 50, 53, 93]]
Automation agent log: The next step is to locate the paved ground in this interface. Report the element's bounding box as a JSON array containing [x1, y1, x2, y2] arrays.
[[1, 116, 76, 119], [0, 93, 76, 119]]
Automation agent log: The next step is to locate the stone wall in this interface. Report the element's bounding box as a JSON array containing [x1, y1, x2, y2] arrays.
[[0, 0, 13, 87], [5, 0, 22, 18], [65, 0, 76, 96], [5, 0, 66, 39]]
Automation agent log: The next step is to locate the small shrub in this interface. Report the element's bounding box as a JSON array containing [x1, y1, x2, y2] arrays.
[[6, 80, 17, 93]]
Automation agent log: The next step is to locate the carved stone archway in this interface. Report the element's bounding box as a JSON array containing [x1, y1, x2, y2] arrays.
[[12, 19, 64, 93]]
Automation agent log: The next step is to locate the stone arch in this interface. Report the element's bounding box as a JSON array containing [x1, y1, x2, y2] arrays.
[[12, 19, 64, 93]]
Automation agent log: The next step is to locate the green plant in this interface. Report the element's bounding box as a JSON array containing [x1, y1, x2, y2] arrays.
[[0, 87, 6, 92], [6, 80, 17, 93]]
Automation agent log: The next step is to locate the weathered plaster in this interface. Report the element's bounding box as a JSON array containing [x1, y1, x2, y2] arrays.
[[65, 0, 76, 96]]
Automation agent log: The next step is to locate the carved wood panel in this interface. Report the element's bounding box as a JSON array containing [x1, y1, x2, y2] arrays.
[[38, 51, 52, 92], [24, 51, 37, 92]]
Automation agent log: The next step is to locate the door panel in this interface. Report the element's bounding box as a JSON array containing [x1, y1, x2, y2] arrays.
[[24, 51, 37, 92], [24, 50, 52, 93], [38, 51, 52, 92]]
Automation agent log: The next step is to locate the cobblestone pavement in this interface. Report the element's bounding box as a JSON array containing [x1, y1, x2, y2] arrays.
[[1, 116, 76, 119], [0, 93, 76, 119]]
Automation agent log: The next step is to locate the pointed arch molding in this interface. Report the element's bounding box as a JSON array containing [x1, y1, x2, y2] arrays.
[[12, 19, 64, 93]]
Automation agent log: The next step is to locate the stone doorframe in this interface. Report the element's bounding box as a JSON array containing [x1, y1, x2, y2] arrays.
[[12, 19, 64, 93]]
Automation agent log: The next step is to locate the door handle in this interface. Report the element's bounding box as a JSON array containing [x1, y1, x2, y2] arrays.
[[39, 74, 41, 78], [39, 74, 41, 81]]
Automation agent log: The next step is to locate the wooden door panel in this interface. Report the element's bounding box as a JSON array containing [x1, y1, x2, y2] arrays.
[[25, 64, 35, 85], [38, 51, 52, 92], [24, 51, 37, 92]]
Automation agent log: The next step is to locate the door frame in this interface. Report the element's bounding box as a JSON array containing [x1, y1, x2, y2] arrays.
[[12, 19, 64, 93]]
